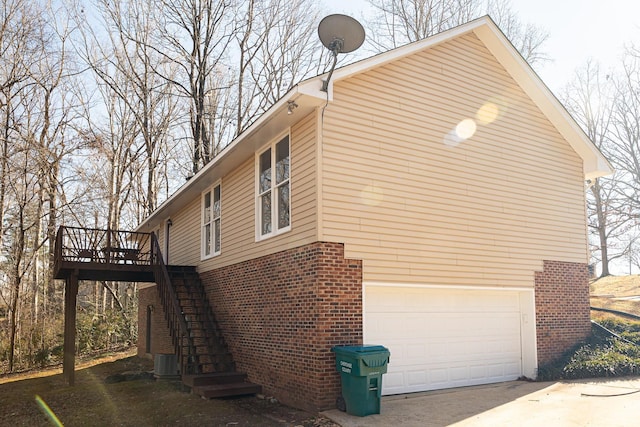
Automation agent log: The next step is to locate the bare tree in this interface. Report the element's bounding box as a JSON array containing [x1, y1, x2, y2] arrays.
[[79, 82, 139, 231], [486, 0, 549, 65], [365, 0, 549, 65], [76, 0, 178, 217], [610, 49, 640, 216], [233, 0, 322, 134], [606, 47, 640, 273], [0, 0, 81, 371], [564, 61, 626, 276], [0, 0, 42, 254], [586, 175, 634, 276], [153, 0, 234, 174], [4, 146, 44, 371], [562, 61, 630, 277], [365, 0, 479, 50], [32, 4, 82, 318], [563, 57, 640, 277]]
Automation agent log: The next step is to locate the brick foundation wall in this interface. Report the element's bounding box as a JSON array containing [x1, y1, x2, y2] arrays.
[[535, 260, 591, 365], [137, 286, 175, 357], [200, 242, 363, 412]]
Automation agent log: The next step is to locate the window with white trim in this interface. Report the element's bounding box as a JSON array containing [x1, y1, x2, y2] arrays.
[[257, 135, 290, 239], [202, 183, 221, 258]]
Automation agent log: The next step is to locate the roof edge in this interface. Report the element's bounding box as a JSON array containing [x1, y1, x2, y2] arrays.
[[327, 16, 490, 89], [136, 84, 326, 231]]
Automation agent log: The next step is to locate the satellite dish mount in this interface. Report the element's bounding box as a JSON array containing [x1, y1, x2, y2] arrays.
[[318, 14, 365, 92]]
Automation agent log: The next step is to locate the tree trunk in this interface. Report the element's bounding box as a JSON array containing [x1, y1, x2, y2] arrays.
[[8, 221, 26, 372], [8, 276, 21, 372], [45, 161, 60, 311], [591, 180, 611, 277], [0, 92, 11, 252]]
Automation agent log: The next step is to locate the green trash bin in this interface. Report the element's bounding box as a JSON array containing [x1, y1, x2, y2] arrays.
[[332, 345, 390, 417]]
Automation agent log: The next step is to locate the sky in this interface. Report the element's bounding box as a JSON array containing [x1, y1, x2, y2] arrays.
[[321, 0, 640, 94]]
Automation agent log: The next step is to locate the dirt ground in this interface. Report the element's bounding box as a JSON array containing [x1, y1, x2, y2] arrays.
[[0, 349, 339, 427]]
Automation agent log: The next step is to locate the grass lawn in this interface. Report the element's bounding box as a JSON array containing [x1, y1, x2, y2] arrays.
[[591, 274, 640, 319]]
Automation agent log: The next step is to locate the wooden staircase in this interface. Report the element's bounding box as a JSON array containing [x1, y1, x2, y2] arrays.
[[165, 266, 261, 398]]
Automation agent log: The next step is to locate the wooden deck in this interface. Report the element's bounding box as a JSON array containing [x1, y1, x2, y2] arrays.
[[53, 226, 155, 282], [54, 226, 157, 385]]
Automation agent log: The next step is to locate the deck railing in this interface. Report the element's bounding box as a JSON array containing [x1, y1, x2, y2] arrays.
[[55, 226, 153, 267], [150, 233, 194, 375]]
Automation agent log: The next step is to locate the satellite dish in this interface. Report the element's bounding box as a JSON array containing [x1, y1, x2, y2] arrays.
[[317, 14, 365, 91], [318, 14, 365, 54]]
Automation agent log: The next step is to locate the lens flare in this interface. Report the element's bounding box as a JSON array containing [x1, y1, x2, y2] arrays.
[[475, 102, 500, 125], [35, 395, 63, 427], [456, 119, 477, 139], [443, 129, 462, 147]]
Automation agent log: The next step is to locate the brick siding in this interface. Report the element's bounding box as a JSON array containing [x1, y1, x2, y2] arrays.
[[535, 260, 591, 365], [137, 286, 174, 357], [200, 242, 363, 412]]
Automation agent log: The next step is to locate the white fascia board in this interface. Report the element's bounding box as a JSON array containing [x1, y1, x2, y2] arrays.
[[298, 78, 331, 101]]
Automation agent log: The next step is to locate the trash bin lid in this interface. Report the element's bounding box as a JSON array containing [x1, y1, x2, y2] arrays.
[[331, 345, 388, 354]]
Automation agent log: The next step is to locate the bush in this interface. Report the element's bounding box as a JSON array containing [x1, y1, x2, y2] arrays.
[[33, 347, 52, 367], [562, 341, 640, 378], [621, 331, 640, 344], [76, 308, 136, 355], [537, 321, 640, 381]]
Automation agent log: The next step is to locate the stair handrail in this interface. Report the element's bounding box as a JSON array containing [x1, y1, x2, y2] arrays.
[[54, 226, 63, 274], [150, 233, 194, 375]]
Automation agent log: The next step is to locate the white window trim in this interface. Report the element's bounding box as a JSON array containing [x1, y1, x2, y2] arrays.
[[255, 132, 291, 241], [201, 181, 222, 259]]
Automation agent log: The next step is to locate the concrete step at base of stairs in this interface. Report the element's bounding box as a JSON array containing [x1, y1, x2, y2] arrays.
[[183, 372, 262, 398], [192, 382, 263, 399], [183, 372, 248, 387]]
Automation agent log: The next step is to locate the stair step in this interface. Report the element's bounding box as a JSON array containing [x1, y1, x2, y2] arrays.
[[176, 293, 206, 298], [180, 310, 207, 316], [185, 363, 236, 374], [196, 355, 234, 364], [182, 372, 248, 387], [193, 382, 262, 398], [173, 277, 200, 283], [190, 343, 229, 353], [167, 265, 197, 272], [181, 342, 225, 349]]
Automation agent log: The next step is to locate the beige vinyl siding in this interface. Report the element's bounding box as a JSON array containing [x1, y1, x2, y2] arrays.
[[321, 33, 587, 287], [167, 198, 201, 266], [186, 112, 319, 270]]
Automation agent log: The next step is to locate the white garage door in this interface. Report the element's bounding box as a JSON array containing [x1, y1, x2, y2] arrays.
[[365, 286, 524, 395]]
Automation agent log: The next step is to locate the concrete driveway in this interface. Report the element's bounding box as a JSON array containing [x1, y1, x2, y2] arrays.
[[322, 377, 640, 426]]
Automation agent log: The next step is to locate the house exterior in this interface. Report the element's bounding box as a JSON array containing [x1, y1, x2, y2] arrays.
[[136, 16, 612, 411]]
